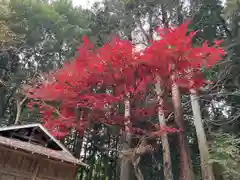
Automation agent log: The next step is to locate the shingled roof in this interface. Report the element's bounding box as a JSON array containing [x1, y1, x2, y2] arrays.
[[0, 124, 88, 167]]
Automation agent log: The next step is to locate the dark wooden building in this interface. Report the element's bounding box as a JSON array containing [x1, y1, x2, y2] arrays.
[[0, 124, 87, 180]]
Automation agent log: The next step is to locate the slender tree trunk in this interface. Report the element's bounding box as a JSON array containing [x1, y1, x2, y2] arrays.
[[15, 99, 21, 124], [74, 109, 84, 158], [119, 29, 133, 180], [155, 75, 173, 180], [88, 144, 97, 180], [79, 134, 88, 180], [173, 3, 195, 179], [114, 136, 119, 180], [74, 133, 82, 158], [161, 3, 169, 28], [171, 76, 194, 180], [176, 0, 184, 26], [190, 89, 215, 180], [14, 96, 27, 124], [120, 97, 132, 180], [158, 10, 174, 179]]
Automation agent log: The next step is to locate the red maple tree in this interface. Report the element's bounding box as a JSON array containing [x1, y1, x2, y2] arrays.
[[26, 36, 175, 139], [25, 22, 225, 139]]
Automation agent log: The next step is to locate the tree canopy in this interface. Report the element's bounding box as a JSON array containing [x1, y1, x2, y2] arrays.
[[0, 0, 240, 180]]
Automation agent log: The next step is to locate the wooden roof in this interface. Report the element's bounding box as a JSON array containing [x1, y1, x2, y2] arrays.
[[0, 124, 88, 167]]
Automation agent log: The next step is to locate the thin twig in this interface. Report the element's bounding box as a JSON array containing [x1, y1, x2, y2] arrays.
[[0, 79, 7, 87]]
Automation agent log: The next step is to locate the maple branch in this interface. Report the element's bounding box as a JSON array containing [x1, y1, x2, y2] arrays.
[[120, 143, 153, 180], [39, 101, 120, 133], [96, 134, 154, 180], [137, 18, 150, 43], [15, 96, 28, 124], [41, 101, 69, 120], [0, 79, 7, 87], [20, 96, 28, 106]]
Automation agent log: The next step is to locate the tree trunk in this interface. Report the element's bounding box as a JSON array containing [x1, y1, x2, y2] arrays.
[[171, 77, 194, 180], [14, 98, 22, 124], [14, 96, 27, 124], [120, 97, 132, 180], [161, 3, 169, 28], [190, 89, 215, 180], [159, 11, 173, 180], [155, 75, 173, 180]]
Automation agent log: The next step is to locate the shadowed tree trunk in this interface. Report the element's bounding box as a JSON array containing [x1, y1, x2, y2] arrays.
[[172, 2, 195, 179], [154, 6, 174, 180], [119, 26, 133, 180], [190, 89, 215, 180], [171, 76, 194, 180], [120, 97, 132, 180]]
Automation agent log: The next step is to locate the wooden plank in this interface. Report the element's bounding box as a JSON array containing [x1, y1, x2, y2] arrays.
[[0, 146, 78, 180], [1, 149, 10, 168], [0, 168, 32, 178], [16, 177, 30, 180], [11, 134, 45, 145], [0, 149, 7, 167], [15, 153, 24, 169], [36, 175, 59, 180], [0, 146, 78, 167], [5, 152, 24, 170], [0, 174, 15, 180], [19, 156, 33, 172], [36, 178, 55, 180], [32, 163, 39, 180]]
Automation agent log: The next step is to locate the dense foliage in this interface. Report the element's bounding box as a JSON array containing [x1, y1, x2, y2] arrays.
[[0, 0, 240, 180]]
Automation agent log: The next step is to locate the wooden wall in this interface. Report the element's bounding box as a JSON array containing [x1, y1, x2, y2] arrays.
[[0, 146, 78, 180]]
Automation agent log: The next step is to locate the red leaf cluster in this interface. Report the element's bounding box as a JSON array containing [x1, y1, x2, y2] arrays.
[[141, 22, 225, 89]]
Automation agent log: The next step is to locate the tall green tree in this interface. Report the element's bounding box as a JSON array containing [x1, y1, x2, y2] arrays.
[[0, 0, 92, 125]]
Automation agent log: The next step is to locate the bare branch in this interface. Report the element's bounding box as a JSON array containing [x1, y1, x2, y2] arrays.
[[15, 95, 28, 124], [0, 79, 7, 87], [136, 18, 150, 43]]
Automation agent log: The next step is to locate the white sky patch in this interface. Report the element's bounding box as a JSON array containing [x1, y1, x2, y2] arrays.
[[72, 0, 102, 8], [73, 0, 226, 9]]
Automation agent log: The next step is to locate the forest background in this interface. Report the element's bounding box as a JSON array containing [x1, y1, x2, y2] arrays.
[[0, 0, 240, 180]]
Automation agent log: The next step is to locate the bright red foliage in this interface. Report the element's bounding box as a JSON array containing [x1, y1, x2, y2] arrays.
[[25, 22, 225, 139], [141, 22, 225, 90]]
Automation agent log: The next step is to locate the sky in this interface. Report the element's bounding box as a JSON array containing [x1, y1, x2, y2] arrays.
[[73, 0, 226, 9], [72, 0, 102, 8]]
